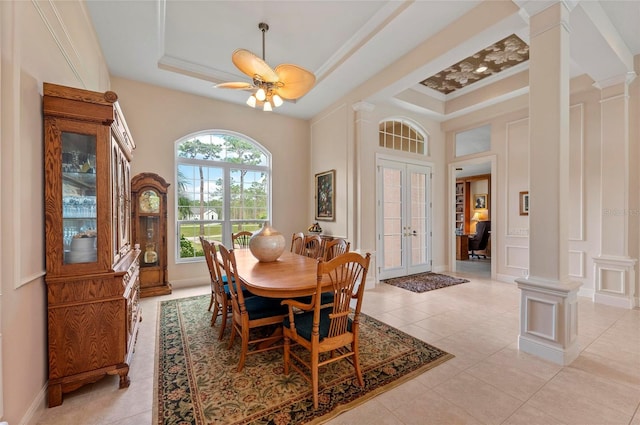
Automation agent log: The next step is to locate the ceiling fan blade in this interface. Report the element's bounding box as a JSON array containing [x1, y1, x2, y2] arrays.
[[274, 64, 316, 99], [214, 82, 255, 90], [232, 49, 279, 83]]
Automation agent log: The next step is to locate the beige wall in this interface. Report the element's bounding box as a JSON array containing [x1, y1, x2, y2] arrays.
[[310, 101, 447, 277], [3, 0, 640, 423], [1, 1, 110, 423], [442, 76, 639, 301], [111, 77, 311, 286]]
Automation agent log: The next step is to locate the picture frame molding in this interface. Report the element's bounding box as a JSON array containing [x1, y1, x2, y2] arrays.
[[315, 169, 336, 221]]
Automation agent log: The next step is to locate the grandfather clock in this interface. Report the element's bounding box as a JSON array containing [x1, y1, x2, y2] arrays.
[[131, 172, 171, 297]]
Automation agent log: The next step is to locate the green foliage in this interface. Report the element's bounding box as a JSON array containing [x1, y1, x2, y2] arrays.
[[179, 234, 195, 258], [176, 133, 270, 258]]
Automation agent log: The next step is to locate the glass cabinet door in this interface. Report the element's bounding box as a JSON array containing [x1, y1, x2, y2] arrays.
[[138, 189, 160, 267], [61, 132, 97, 264]]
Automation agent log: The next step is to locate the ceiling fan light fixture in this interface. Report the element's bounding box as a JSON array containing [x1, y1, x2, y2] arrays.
[[272, 94, 283, 107], [215, 22, 316, 112]]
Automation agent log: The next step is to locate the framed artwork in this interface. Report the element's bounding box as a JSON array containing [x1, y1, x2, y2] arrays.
[[519, 191, 529, 216], [315, 170, 335, 221], [473, 193, 488, 210]]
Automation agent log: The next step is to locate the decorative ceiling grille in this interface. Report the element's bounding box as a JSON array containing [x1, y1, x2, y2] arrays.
[[420, 34, 529, 95]]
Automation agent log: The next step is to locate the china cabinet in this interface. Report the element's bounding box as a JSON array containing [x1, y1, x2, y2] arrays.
[[43, 82, 140, 407], [131, 172, 171, 297]]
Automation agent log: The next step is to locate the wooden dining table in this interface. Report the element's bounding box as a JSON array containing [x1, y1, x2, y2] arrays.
[[231, 249, 328, 298]]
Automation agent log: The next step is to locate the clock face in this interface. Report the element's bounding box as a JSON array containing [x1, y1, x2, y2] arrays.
[[139, 190, 160, 213]]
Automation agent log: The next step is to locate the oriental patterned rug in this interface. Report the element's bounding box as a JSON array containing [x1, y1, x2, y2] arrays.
[[154, 295, 453, 425], [382, 272, 469, 293]]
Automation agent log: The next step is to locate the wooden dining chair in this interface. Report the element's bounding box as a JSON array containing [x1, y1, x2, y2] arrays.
[[281, 251, 371, 409], [302, 234, 323, 259], [232, 230, 253, 249], [200, 237, 231, 339], [290, 232, 305, 255], [322, 238, 350, 261], [200, 236, 252, 340], [199, 236, 221, 313], [218, 244, 288, 372]]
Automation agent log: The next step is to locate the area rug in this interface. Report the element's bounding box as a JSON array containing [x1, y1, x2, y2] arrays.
[[154, 295, 453, 425], [382, 272, 469, 293]]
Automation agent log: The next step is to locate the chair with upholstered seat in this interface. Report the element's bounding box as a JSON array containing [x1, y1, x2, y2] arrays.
[[281, 251, 371, 409], [232, 230, 253, 249], [322, 238, 350, 261], [468, 220, 491, 259], [290, 232, 305, 255], [218, 244, 288, 372], [200, 236, 253, 340], [200, 236, 232, 338]]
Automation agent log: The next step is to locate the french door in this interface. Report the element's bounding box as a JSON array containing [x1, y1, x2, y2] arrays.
[[377, 158, 432, 280]]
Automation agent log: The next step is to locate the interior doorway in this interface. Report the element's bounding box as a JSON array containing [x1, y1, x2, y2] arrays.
[[450, 157, 496, 278], [376, 157, 432, 280]]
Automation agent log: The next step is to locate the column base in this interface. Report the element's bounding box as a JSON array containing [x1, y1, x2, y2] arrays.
[[516, 276, 582, 365], [593, 255, 637, 309]]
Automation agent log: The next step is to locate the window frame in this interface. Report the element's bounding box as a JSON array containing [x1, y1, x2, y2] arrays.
[[174, 130, 272, 263], [379, 117, 429, 156]]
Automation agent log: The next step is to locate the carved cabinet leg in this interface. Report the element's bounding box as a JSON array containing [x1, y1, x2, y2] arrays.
[[48, 383, 63, 407], [118, 370, 131, 389]]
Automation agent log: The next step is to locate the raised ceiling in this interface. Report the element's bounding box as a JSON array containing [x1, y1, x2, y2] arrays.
[[85, 1, 640, 120], [420, 34, 530, 95]]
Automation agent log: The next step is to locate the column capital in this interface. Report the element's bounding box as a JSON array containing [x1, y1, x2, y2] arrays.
[[352, 101, 375, 113], [592, 71, 637, 90]]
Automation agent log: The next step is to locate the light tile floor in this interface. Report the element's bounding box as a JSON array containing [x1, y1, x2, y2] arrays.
[[33, 273, 640, 425]]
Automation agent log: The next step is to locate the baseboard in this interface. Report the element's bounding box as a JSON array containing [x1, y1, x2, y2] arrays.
[[169, 278, 209, 290], [18, 383, 47, 425], [518, 334, 580, 366], [594, 292, 636, 309]]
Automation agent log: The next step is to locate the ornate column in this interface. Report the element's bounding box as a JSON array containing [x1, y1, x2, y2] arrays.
[[593, 72, 637, 309], [515, 2, 581, 365]]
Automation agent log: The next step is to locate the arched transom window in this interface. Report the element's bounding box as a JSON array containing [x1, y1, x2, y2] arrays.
[[379, 118, 428, 155], [175, 131, 271, 262]]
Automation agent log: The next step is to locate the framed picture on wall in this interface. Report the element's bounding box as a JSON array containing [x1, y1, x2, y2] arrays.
[[473, 193, 488, 210], [315, 170, 335, 221], [519, 191, 529, 215]]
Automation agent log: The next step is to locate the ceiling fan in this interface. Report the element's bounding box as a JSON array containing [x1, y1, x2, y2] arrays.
[[215, 22, 316, 111]]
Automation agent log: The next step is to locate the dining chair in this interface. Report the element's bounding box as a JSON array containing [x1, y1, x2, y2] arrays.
[[290, 232, 305, 255], [218, 244, 288, 372], [200, 236, 253, 340], [302, 234, 323, 259], [200, 236, 232, 339], [322, 238, 350, 261], [232, 230, 253, 249], [281, 251, 371, 409], [199, 236, 220, 313]]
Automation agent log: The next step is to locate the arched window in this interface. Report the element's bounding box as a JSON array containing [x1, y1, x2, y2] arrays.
[[175, 131, 271, 262], [379, 118, 428, 155]]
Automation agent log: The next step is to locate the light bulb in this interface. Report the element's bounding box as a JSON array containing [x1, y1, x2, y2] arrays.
[[246, 95, 257, 108], [256, 88, 266, 101], [272, 94, 283, 107], [263, 101, 272, 112]]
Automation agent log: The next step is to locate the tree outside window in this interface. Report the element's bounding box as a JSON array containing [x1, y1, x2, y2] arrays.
[[176, 132, 270, 261]]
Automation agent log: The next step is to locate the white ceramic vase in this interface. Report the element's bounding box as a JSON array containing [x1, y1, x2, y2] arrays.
[[249, 223, 286, 262]]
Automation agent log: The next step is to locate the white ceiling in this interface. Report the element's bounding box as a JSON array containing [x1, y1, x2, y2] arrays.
[[86, 0, 640, 120]]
